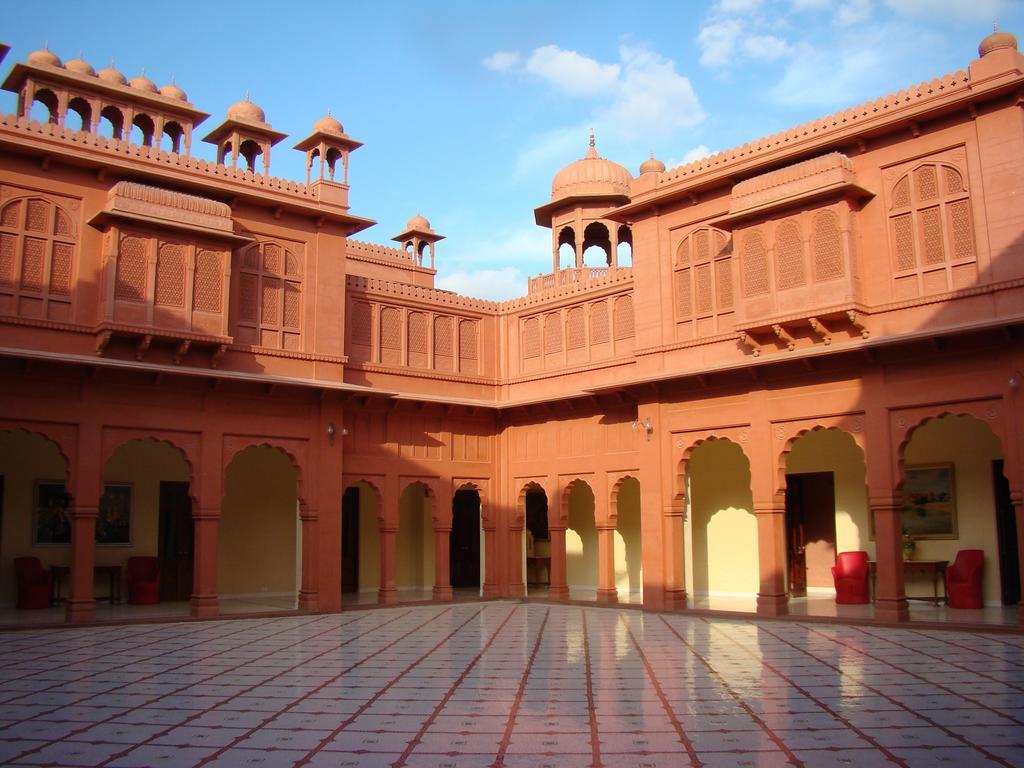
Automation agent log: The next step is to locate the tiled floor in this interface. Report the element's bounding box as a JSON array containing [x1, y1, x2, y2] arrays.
[[0, 603, 1022, 767]]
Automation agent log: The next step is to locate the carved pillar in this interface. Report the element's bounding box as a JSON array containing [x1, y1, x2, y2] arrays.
[[609, 224, 619, 269], [482, 523, 500, 599], [433, 526, 453, 601], [663, 510, 687, 610], [378, 524, 398, 605], [1012, 491, 1024, 625], [872, 495, 909, 622], [298, 504, 319, 611], [754, 496, 789, 617], [190, 508, 220, 618], [66, 504, 98, 624], [548, 524, 569, 600], [596, 525, 618, 604]]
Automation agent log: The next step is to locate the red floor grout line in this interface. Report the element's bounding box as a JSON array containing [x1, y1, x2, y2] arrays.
[[491, 606, 551, 768], [293, 605, 487, 768], [793, 622, 1024, 764], [613, 614, 705, 767], [3, 612, 350, 766], [580, 608, 603, 768], [391, 604, 523, 768], [737, 618, 1015, 768], [890, 625, 1024, 678]]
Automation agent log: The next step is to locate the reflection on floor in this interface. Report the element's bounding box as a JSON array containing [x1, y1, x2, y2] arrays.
[[0, 602, 1021, 768]]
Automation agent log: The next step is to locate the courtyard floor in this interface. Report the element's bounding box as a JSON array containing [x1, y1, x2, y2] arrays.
[[0, 602, 1022, 768]]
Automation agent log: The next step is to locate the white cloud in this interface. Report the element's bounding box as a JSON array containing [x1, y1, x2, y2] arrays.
[[698, 19, 743, 68], [609, 44, 705, 138], [884, 0, 1003, 17], [835, 0, 873, 25], [744, 34, 794, 60], [524, 45, 621, 95], [683, 144, 713, 163], [436, 267, 528, 301], [482, 51, 522, 72]]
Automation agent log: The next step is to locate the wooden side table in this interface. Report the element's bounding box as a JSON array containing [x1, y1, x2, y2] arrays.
[[50, 565, 123, 605], [868, 560, 949, 605]]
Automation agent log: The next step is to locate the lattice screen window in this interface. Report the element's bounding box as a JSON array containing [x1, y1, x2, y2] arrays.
[[674, 227, 732, 328], [589, 301, 609, 344], [522, 316, 540, 359], [566, 306, 586, 350], [408, 311, 428, 368], [741, 229, 769, 297], [154, 243, 185, 307], [235, 241, 303, 349], [434, 316, 454, 371], [888, 162, 974, 276], [0, 197, 77, 310], [459, 319, 478, 373], [193, 250, 224, 313], [812, 211, 844, 281], [613, 294, 634, 340], [774, 219, 805, 290], [351, 302, 373, 346], [380, 306, 402, 365], [545, 313, 562, 354]]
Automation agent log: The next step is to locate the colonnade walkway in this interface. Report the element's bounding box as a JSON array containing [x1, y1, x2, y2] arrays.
[[0, 602, 1021, 767]]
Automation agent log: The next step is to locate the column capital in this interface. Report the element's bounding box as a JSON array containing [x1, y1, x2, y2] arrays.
[[194, 508, 221, 521], [69, 506, 98, 520], [548, 523, 568, 533], [752, 502, 785, 516], [299, 506, 319, 522]]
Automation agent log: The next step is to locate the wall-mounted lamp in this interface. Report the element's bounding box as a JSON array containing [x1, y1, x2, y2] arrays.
[[631, 416, 654, 441], [326, 421, 336, 444], [1009, 370, 1023, 388]]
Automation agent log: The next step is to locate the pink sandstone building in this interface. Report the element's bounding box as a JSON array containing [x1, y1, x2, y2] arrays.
[[0, 30, 1021, 626]]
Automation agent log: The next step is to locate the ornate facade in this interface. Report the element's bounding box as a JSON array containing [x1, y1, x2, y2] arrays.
[[1, 31, 1023, 625]]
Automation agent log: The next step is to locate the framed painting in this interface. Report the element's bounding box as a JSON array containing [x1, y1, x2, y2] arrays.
[[33, 481, 71, 545], [901, 464, 957, 539], [97, 483, 132, 545]]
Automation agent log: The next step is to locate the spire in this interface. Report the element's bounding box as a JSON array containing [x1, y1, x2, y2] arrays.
[[586, 128, 598, 158]]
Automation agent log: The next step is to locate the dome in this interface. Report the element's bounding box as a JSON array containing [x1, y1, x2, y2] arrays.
[[27, 49, 62, 68], [979, 26, 1018, 57], [313, 114, 344, 136], [639, 153, 666, 175], [160, 83, 188, 101], [551, 133, 632, 200], [129, 74, 158, 93], [227, 97, 266, 124], [406, 214, 431, 231], [98, 65, 127, 84], [65, 57, 95, 76]]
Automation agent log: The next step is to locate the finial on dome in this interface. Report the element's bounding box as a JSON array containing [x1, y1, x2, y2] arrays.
[[978, 24, 1018, 57], [589, 128, 595, 148]]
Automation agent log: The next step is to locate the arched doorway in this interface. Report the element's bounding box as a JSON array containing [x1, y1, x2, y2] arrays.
[[901, 414, 1016, 606], [522, 483, 550, 594], [103, 439, 192, 606], [397, 482, 433, 600], [687, 439, 757, 608], [450, 487, 481, 593], [0, 430, 68, 615], [783, 428, 868, 598], [341, 481, 381, 604], [613, 476, 642, 603], [219, 446, 299, 612], [565, 480, 597, 600]]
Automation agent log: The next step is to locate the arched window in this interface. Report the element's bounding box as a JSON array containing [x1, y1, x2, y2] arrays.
[[98, 106, 124, 139], [889, 162, 974, 294], [66, 97, 92, 133], [235, 241, 303, 350], [674, 227, 733, 335], [582, 221, 611, 267], [29, 89, 58, 124], [161, 121, 184, 154], [617, 224, 633, 267], [238, 139, 262, 172], [557, 226, 576, 269], [130, 113, 155, 147], [0, 197, 76, 319]]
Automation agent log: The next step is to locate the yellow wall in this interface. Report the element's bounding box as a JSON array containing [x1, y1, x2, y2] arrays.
[[903, 415, 1003, 604], [690, 440, 758, 595], [397, 484, 434, 589], [614, 478, 642, 593], [0, 431, 68, 604], [218, 447, 296, 595], [786, 428, 873, 586], [566, 482, 597, 589], [356, 482, 380, 592]]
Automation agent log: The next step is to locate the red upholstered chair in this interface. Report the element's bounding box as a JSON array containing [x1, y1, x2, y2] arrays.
[[832, 551, 870, 604], [14, 557, 52, 609], [126, 556, 160, 605], [945, 549, 984, 609]]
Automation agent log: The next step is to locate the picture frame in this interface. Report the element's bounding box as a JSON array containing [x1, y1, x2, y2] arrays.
[[97, 482, 132, 545], [33, 480, 71, 545], [901, 463, 958, 539]]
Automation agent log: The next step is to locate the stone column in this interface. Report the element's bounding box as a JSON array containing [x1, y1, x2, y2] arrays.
[[433, 526, 453, 601], [483, 522, 501, 599], [298, 504, 319, 611], [191, 507, 220, 618], [378, 524, 398, 605], [66, 503, 98, 624], [872, 495, 909, 622], [755, 496, 789, 617], [1012, 490, 1024, 626], [663, 510, 688, 610], [596, 525, 618, 604], [548, 524, 569, 600]]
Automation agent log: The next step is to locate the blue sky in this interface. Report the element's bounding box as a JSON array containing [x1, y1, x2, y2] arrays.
[[4, 0, 1021, 300]]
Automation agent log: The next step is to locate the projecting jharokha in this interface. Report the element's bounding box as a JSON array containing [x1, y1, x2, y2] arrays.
[[0, 30, 1022, 626]]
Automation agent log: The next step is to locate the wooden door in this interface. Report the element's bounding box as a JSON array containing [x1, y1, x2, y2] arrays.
[[785, 479, 807, 596], [158, 481, 193, 602], [450, 490, 480, 589], [993, 460, 1020, 605], [786, 472, 837, 595], [341, 486, 360, 594]]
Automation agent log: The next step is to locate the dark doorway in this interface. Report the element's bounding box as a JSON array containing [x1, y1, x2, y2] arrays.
[[341, 486, 360, 594], [993, 460, 1020, 606], [785, 472, 837, 596], [525, 487, 550, 588], [450, 489, 480, 589], [158, 481, 193, 602]]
